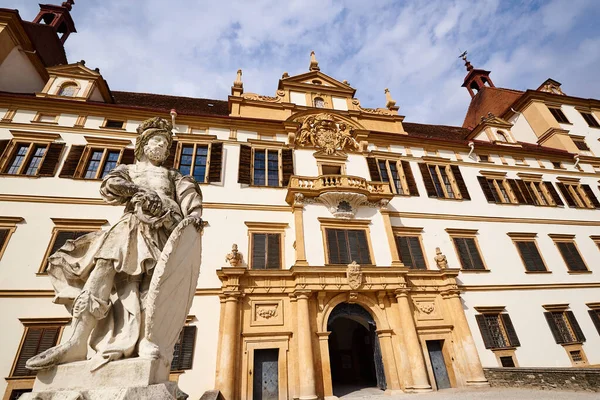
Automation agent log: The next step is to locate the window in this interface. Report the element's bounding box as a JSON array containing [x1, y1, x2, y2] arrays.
[[475, 312, 520, 349], [394, 235, 426, 269], [171, 325, 196, 371], [447, 229, 486, 271], [508, 233, 547, 272], [314, 97, 325, 108], [548, 107, 570, 124], [0, 134, 65, 177], [366, 157, 419, 196], [238, 145, 294, 188], [172, 141, 223, 183], [555, 180, 600, 209], [0, 216, 22, 261], [59, 137, 134, 180], [572, 138, 593, 156], [551, 161, 563, 169], [579, 111, 600, 128], [246, 222, 287, 269], [587, 304, 600, 336], [320, 164, 342, 175], [325, 229, 371, 265], [34, 113, 58, 123], [496, 131, 509, 142], [103, 119, 125, 129], [549, 235, 589, 272], [57, 82, 78, 97], [478, 154, 490, 162], [477, 177, 515, 204], [39, 218, 107, 273], [83, 148, 121, 179], [419, 163, 470, 200], [544, 309, 585, 344]]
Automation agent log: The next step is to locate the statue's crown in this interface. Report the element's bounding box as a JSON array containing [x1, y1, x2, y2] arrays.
[[136, 117, 173, 135]]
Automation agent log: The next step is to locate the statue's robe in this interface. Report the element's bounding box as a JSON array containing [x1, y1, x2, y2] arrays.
[[47, 163, 202, 365]]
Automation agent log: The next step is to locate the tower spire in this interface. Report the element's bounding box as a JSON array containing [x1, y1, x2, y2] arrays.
[[33, 0, 77, 44], [459, 51, 495, 98], [309, 51, 320, 71]]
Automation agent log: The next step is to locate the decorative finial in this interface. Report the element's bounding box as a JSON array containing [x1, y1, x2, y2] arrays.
[[434, 247, 448, 270], [459, 50, 473, 72], [309, 50, 320, 71], [170, 109, 177, 129], [62, 0, 74, 11], [282, 72, 289, 79], [384, 88, 396, 109], [225, 244, 243, 267], [233, 69, 243, 89], [342, 80, 349, 85]]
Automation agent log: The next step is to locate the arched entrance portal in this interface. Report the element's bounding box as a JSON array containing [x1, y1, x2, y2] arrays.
[[327, 303, 386, 396]]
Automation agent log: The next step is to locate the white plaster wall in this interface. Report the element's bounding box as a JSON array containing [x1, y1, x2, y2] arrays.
[[509, 112, 539, 144], [560, 104, 600, 156], [11, 109, 38, 124], [332, 97, 348, 111], [290, 91, 306, 106], [0, 46, 45, 94]]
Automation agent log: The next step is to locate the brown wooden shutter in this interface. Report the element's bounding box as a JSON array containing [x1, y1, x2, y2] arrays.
[[281, 148, 294, 187], [163, 140, 179, 168], [366, 157, 381, 181], [418, 163, 437, 198], [401, 161, 419, 196], [581, 184, 600, 208], [266, 234, 281, 269], [395, 236, 412, 267], [326, 229, 341, 265], [478, 176, 496, 202], [556, 183, 576, 207], [588, 310, 600, 335], [516, 180, 535, 204], [450, 165, 470, 200], [508, 179, 526, 204], [252, 233, 266, 269], [543, 182, 564, 206], [13, 327, 59, 376], [180, 325, 197, 369], [37, 143, 65, 177], [59, 145, 86, 178], [207, 142, 223, 183], [0, 139, 10, 160], [475, 315, 495, 349], [544, 312, 566, 344], [500, 314, 521, 347], [453, 237, 471, 269], [0, 229, 8, 253], [238, 145, 252, 184], [408, 236, 426, 269], [557, 242, 587, 271], [566, 311, 586, 342], [120, 148, 135, 165], [516, 241, 546, 272], [466, 238, 485, 269]]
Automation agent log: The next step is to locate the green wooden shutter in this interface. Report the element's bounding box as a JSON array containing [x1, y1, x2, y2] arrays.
[[418, 163, 437, 198], [477, 176, 497, 202], [366, 157, 381, 181], [348, 230, 371, 265], [544, 312, 566, 344], [238, 145, 252, 184], [500, 314, 521, 347], [281, 148, 294, 187], [58, 145, 86, 178], [208, 142, 223, 183], [588, 310, 600, 335], [475, 315, 495, 349], [401, 161, 419, 196], [450, 165, 470, 200], [466, 238, 485, 269], [38, 143, 65, 177], [581, 184, 600, 208], [0, 139, 9, 160], [566, 311, 586, 342], [326, 229, 341, 265]]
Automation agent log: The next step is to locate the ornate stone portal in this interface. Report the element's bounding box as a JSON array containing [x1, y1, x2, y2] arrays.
[[22, 117, 204, 400]]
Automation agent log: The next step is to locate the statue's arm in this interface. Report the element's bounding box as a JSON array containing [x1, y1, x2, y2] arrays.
[[100, 164, 140, 205]]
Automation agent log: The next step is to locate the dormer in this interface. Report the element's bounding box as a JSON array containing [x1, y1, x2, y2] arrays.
[[36, 61, 113, 103], [537, 78, 565, 96], [468, 112, 520, 146]]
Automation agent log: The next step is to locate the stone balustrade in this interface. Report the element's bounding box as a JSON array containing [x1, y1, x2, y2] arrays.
[[286, 174, 392, 204]]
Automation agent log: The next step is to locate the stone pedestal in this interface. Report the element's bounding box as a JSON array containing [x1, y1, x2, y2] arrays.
[[20, 358, 178, 400]]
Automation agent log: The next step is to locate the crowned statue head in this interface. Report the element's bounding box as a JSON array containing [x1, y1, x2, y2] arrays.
[[135, 117, 174, 164]]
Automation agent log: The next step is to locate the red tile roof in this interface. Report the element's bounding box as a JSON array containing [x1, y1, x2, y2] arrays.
[[462, 87, 523, 130], [403, 122, 470, 141], [111, 91, 229, 116]]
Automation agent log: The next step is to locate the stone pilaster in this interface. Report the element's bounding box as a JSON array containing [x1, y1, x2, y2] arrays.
[[295, 290, 317, 400], [215, 291, 241, 400]]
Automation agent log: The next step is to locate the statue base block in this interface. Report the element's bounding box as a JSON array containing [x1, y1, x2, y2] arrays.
[[19, 382, 177, 400]]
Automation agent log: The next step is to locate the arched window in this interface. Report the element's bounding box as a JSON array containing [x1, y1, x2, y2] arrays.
[[469, 81, 480, 94], [314, 97, 325, 108], [58, 82, 78, 97], [496, 130, 508, 142]]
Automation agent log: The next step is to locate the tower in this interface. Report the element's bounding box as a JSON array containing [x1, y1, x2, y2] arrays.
[[32, 1, 77, 44], [460, 52, 495, 98]]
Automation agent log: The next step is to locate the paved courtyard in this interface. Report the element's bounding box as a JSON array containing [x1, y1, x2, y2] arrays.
[[336, 386, 598, 399]]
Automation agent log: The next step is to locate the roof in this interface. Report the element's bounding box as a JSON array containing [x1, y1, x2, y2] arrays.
[[462, 87, 523, 130], [402, 122, 470, 141], [111, 91, 229, 116]]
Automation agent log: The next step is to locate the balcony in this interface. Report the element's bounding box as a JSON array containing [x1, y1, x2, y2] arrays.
[[285, 174, 393, 204]]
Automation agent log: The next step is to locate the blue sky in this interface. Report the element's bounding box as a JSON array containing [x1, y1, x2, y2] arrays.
[[8, 0, 600, 126]]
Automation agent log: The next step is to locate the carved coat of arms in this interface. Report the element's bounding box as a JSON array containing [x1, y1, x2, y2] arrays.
[[346, 261, 363, 290], [296, 113, 359, 155]]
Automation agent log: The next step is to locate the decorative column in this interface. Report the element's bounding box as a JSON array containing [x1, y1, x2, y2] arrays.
[[394, 289, 432, 392], [376, 329, 402, 393], [293, 194, 308, 266], [295, 290, 317, 400], [215, 291, 241, 400], [317, 332, 335, 400], [442, 288, 488, 386]]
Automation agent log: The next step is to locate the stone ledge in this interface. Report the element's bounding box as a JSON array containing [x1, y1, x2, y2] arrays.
[[484, 367, 600, 392], [20, 382, 178, 400]]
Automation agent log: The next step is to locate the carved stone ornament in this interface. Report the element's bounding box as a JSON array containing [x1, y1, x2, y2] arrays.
[[318, 192, 367, 219], [417, 302, 435, 314], [434, 247, 448, 270], [295, 113, 359, 155], [242, 90, 285, 102], [346, 261, 363, 290], [351, 98, 394, 116], [225, 243, 243, 267], [256, 305, 278, 319]]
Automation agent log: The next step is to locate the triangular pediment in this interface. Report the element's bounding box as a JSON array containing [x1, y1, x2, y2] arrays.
[[47, 62, 102, 79], [278, 71, 356, 96]]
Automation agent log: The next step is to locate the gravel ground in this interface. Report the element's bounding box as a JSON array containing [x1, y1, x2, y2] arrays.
[[336, 386, 598, 399]]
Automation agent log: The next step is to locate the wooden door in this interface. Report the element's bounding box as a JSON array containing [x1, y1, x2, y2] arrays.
[[253, 348, 279, 400], [426, 340, 451, 390]]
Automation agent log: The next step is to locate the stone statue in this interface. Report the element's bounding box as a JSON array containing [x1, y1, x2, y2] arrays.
[[225, 244, 243, 266], [434, 247, 448, 269], [26, 117, 203, 376]]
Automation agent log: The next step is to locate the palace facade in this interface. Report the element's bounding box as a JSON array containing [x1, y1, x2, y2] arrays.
[[1, 3, 599, 400]]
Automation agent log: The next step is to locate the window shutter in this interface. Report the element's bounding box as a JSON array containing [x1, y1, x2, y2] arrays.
[[37, 143, 65, 176], [475, 315, 495, 349], [516, 241, 546, 271], [401, 161, 419, 196], [326, 229, 341, 265], [0, 139, 9, 159], [180, 325, 197, 369], [466, 238, 485, 269], [542, 182, 563, 206], [120, 148, 135, 165], [581, 184, 600, 208], [478, 176, 497, 202], [266, 234, 281, 269], [281, 148, 294, 187], [208, 142, 223, 183], [566, 311, 586, 342], [556, 183, 576, 207], [59, 145, 86, 178], [408, 236, 426, 269], [516, 180, 535, 204], [450, 165, 470, 200], [252, 233, 266, 269], [163, 140, 178, 168], [395, 236, 413, 267], [500, 314, 521, 347], [0, 229, 8, 253], [588, 310, 600, 335], [418, 163, 437, 198], [557, 242, 587, 271], [238, 145, 252, 184], [366, 157, 381, 181], [453, 238, 471, 269], [508, 179, 526, 204], [13, 327, 59, 376], [544, 312, 566, 344]]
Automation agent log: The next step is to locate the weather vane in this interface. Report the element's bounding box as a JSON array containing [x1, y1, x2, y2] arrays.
[[458, 50, 468, 61]]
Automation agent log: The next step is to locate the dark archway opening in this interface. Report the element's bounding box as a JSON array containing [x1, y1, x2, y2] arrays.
[[327, 303, 386, 397]]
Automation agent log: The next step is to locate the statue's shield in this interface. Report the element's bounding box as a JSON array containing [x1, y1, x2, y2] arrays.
[[144, 217, 202, 361]]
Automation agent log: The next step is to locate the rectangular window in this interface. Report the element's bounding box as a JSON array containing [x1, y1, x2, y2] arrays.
[[103, 119, 125, 129], [171, 141, 222, 183], [325, 228, 371, 265], [171, 325, 196, 371], [509, 234, 548, 272], [366, 157, 419, 196], [0, 216, 21, 262], [82, 148, 124, 180], [447, 230, 486, 270], [475, 313, 520, 349], [179, 144, 208, 182], [4, 143, 50, 176], [554, 240, 588, 272], [548, 107, 570, 124], [251, 233, 281, 269], [544, 310, 585, 344], [395, 235, 426, 269], [11, 324, 63, 377], [0, 137, 64, 177], [419, 163, 470, 200], [579, 111, 600, 128], [238, 145, 294, 188], [500, 356, 516, 367], [36, 113, 58, 123], [556, 182, 600, 209], [588, 308, 600, 335]]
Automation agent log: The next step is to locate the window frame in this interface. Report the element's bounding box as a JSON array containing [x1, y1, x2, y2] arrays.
[[55, 81, 80, 97], [38, 218, 108, 274], [549, 234, 590, 274], [420, 161, 467, 200], [578, 111, 600, 128], [245, 222, 288, 270], [319, 217, 374, 266], [542, 304, 588, 366], [0, 132, 63, 177], [70, 136, 133, 180], [392, 227, 428, 270], [251, 147, 283, 187], [446, 228, 488, 272], [0, 216, 23, 262], [571, 135, 593, 156], [548, 106, 571, 124], [101, 118, 126, 130], [556, 178, 598, 209], [173, 142, 212, 183], [376, 158, 410, 195], [507, 232, 549, 273], [32, 112, 59, 124]]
